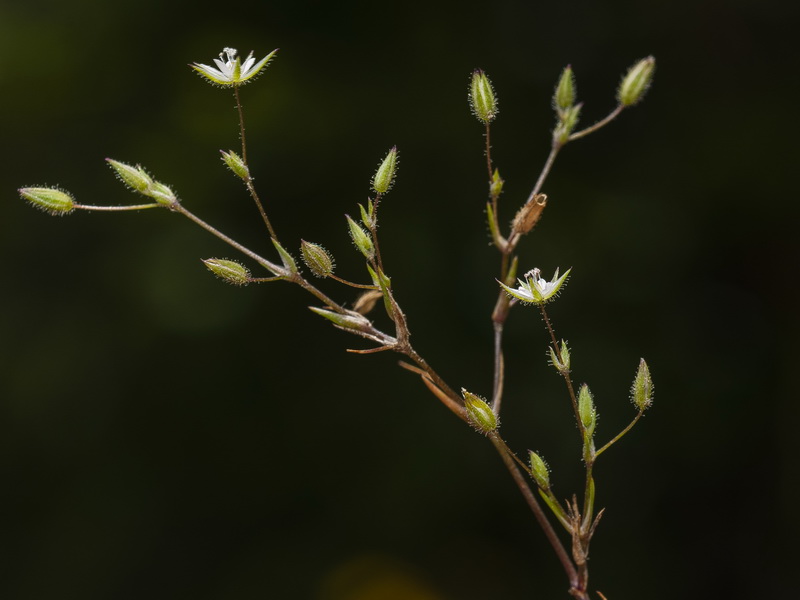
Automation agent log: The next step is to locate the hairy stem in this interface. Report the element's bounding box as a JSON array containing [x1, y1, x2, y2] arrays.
[[540, 306, 582, 431], [595, 410, 644, 457], [489, 433, 580, 594], [568, 104, 624, 142], [233, 85, 278, 239], [75, 203, 161, 211]]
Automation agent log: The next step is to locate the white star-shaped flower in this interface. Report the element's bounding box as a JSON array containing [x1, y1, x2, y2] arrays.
[[498, 267, 571, 305], [191, 47, 277, 87]]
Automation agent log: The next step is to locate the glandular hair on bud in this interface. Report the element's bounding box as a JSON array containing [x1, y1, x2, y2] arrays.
[[462, 389, 498, 434], [221, 150, 250, 180], [106, 159, 153, 194], [578, 383, 597, 435], [19, 187, 75, 215], [528, 451, 551, 490], [203, 258, 250, 285], [372, 147, 398, 195], [631, 358, 654, 411], [301, 240, 335, 278], [469, 69, 498, 124], [553, 65, 576, 113], [617, 56, 655, 107]]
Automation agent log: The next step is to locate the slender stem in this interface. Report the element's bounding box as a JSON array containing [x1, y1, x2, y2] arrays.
[[581, 466, 595, 532], [233, 85, 278, 239], [233, 85, 248, 164], [75, 203, 161, 211], [172, 203, 344, 311], [329, 274, 379, 289], [403, 346, 461, 407], [485, 122, 494, 181], [595, 410, 644, 457], [493, 433, 533, 476], [172, 203, 280, 273], [568, 104, 624, 142], [368, 194, 385, 275], [491, 322, 505, 411], [489, 433, 579, 591], [246, 180, 278, 240], [540, 306, 581, 429]]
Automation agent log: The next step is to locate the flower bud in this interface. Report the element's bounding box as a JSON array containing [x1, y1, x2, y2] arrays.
[[220, 150, 250, 180], [469, 69, 498, 124], [578, 383, 597, 435], [203, 258, 250, 285], [528, 451, 551, 490], [19, 187, 75, 215], [553, 65, 576, 113], [346, 215, 375, 260], [548, 340, 571, 374], [372, 147, 398, 195], [309, 307, 371, 331], [300, 240, 335, 278], [630, 358, 654, 411], [553, 104, 582, 146], [462, 389, 497, 433], [617, 56, 655, 107], [359, 199, 375, 229], [106, 159, 153, 194], [148, 181, 177, 206], [489, 169, 504, 197]]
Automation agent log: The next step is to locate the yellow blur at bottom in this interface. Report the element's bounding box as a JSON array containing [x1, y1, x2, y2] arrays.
[[319, 555, 445, 600]]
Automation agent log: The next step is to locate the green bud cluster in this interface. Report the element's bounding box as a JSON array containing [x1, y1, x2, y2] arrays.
[[202, 258, 250, 285], [630, 358, 654, 411], [221, 150, 250, 181], [528, 451, 551, 490], [552, 66, 581, 145], [19, 187, 75, 215], [469, 69, 498, 124], [346, 215, 375, 260], [617, 56, 656, 106], [462, 389, 498, 434], [372, 147, 398, 195], [300, 241, 335, 278], [107, 159, 177, 206], [309, 307, 371, 331], [548, 340, 571, 374], [578, 383, 597, 436]]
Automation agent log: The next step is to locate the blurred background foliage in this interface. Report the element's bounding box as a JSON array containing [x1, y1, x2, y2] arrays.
[[1, 0, 797, 598]]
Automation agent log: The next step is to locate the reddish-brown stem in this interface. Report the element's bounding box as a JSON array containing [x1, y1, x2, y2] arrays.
[[489, 433, 580, 594]]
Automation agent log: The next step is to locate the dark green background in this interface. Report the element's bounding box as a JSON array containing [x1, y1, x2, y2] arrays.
[[2, 0, 796, 598]]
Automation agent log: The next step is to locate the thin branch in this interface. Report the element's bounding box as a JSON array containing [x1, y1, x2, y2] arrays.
[[233, 85, 278, 239], [568, 104, 624, 142], [489, 433, 579, 592], [595, 410, 644, 457], [540, 306, 581, 430], [75, 203, 161, 211]]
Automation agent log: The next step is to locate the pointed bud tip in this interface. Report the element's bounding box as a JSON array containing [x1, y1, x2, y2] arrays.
[[19, 186, 75, 215]]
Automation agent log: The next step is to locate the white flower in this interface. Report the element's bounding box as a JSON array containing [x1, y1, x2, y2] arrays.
[[498, 267, 571, 305], [191, 47, 277, 87]]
